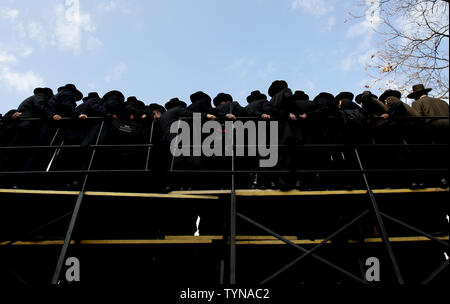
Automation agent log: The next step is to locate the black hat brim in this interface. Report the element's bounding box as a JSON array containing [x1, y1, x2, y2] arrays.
[[313, 92, 334, 103], [407, 88, 432, 99], [149, 104, 166, 113], [334, 92, 354, 103], [355, 92, 378, 104], [379, 90, 401, 102], [102, 90, 125, 103]]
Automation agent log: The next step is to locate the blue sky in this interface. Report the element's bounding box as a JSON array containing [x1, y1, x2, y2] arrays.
[[1, 0, 392, 114]]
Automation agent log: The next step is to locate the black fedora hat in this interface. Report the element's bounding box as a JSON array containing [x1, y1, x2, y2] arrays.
[[149, 103, 166, 113], [165, 98, 186, 110], [102, 90, 125, 103], [82, 92, 100, 101], [190, 91, 211, 103], [268, 80, 288, 97], [246, 90, 267, 103], [213, 93, 233, 107], [60, 84, 83, 101], [34, 87, 54, 98], [355, 91, 378, 104], [313, 92, 334, 103], [334, 91, 354, 103], [126, 96, 138, 103], [407, 84, 432, 99], [293, 90, 310, 101], [379, 89, 401, 102]]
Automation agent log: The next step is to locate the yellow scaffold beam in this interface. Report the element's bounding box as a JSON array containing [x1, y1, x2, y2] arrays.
[[170, 188, 448, 196], [0, 188, 218, 200], [1, 236, 447, 246]]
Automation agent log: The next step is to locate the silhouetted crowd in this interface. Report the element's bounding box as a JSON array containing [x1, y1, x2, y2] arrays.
[[0, 81, 448, 192]]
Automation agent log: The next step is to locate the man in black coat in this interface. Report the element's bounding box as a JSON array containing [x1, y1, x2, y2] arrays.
[[333, 92, 369, 190], [0, 87, 54, 146], [91, 90, 125, 168], [296, 91, 341, 190], [382, 89, 434, 189], [187, 91, 221, 120], [264, 80, 302, 191], [42, 83, 83, 145], [288, 90, 318, 190], [123, 96, 148, 121], [183, 91, 222, 190], [355, 90, 413, 189], [244, 90, 272, 189], [27, 84, 82, 171], [153, 98, 189, 193], [245, 90, 271, 120], [46, 84, 83, 120], [0, 88, 54, 186], [213, 93, 247, 118]]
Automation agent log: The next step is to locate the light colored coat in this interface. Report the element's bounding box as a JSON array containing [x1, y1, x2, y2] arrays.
[[412, 95, 449, 128]]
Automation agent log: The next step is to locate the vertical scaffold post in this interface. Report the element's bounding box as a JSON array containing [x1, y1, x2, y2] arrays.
[[230, 122, 236, 284]]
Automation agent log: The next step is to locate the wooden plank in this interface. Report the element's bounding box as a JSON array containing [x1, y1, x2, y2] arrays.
[[0, 189, 79, 195], [2, 236, 446, 246], [237, 236, 449, 245], [235, 189, 367, 196], [0, 187, 446, 198], [0, 240, 74, 246], [164, 235, 298, 240], [169, 190, 232, 195], [84, 191, 218, 200], [372, 188, 449, 194], [78, 239, 212, 244]]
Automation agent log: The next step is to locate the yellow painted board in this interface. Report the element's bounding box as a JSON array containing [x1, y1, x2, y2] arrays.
[[235, 189, 367, 196], [78, 239, 212, 244], [0, 240, 74, 246], [169, 190, 232, 195], [164, 235, 298, 240], [84, 191, 218, 200], [372, 188, 449, 194], [2, 236, 446, 246], [0, 189, 79, 195]]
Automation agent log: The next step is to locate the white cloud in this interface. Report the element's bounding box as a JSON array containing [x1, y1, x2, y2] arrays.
[[291, 0, 332, 16], [87, 83, 97, 91], [258, 63, 275, 80], [97, 1, 118, 12], [340, 56, 354, 72], [20, 46, 34, 57], [340, 48, 376, 72], [105, 62, 127, 82], [347, 0, 381, 38], [86, 35, 103, 52], [28, 21, 49, 46], [0, 8, 19, 21], [52, 0, 95, 53], [228, 57, 256, 79], [0, 50, 17, 63], [306, 80, 316, 91], [0, 67, 45, 92], [324, 16, 336, 32], [358, 48, 377, 66], [341, 0, 382, 73]]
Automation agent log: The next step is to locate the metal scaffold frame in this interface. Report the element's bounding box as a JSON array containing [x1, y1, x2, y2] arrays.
[[0, 116, 448, 284]]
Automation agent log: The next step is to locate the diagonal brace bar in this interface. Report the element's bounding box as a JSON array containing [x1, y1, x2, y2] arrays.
[[237, 212, 368, 284], [260, 209, 370, 284]]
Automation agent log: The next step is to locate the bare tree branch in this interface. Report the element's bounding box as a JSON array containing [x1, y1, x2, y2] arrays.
[[353, 0, 449, 99]]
